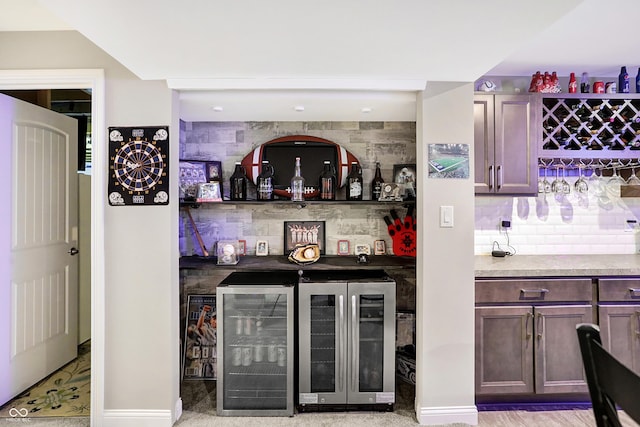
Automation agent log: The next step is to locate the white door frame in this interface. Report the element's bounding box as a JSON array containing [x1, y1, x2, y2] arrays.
[[0, 69, 105, 426]]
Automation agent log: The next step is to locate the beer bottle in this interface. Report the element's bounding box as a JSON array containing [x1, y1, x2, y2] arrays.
[[229, 161, 248, 201], [371, 162, 384, 201], [346, 162, 363, 201], [319, 160, 336, 200]]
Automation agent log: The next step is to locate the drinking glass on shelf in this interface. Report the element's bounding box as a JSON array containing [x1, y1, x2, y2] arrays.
[[627, 166, 640, 185], [538, 165, 552, 193], [575, 165, 589, 193], [551, 166, 564, 194], [608, 165, 625, 185], [561, 166, 571, 194]]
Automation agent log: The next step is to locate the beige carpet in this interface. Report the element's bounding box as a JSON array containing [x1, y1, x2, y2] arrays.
[[0, 341, 90, 420]]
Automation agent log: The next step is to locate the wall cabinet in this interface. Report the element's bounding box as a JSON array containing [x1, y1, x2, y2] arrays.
[[597, 278, 640, 375], [475, 278, 593, 396], [474, 94, 539, 195]]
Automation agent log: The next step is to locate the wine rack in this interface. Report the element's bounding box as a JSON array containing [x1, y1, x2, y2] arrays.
[[541, 94, 640, 158]]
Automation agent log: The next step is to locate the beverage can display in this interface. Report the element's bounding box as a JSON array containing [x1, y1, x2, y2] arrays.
[[277, 347, 286, 367], [267, 342, 278, 363], [242, 346, 253, 366], [606, 82, 617, 93], [232, 347, 242, 366], [593, 81, 605, 93]]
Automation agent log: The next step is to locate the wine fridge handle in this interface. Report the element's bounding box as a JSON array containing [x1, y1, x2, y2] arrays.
[[352, 295, 357, 392], [339, 294, 344, 392]]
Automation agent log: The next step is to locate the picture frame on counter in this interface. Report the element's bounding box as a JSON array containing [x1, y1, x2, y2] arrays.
[[283, 221, 326, 255], [256, 240, 269, 256], [354, 243, 370, 256], [374, 240, 386, 255], [337, 240, 350, 256], [238, 240, 246, 256]]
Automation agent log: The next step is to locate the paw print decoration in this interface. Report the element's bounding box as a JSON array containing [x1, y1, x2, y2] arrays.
[[383, 206, 416, 257]]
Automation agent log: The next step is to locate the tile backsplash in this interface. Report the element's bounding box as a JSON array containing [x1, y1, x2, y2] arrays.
[[475, 176, 640, 255]]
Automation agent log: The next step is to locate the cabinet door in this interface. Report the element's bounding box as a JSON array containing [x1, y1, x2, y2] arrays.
[[347, 281, 396, 405], [598, 304, 640, 375], [534, 305, 592, 394], [474, 94, 495, 194], [298, 281, 347, 406], [475, 306, 534, 395], [493, 94, 538, 194]]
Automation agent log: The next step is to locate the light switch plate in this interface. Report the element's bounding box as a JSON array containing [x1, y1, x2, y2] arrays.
[[440, 205, 454, 228]]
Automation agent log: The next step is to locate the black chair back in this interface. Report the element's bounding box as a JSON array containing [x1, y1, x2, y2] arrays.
[[576, 323, 640, 427]]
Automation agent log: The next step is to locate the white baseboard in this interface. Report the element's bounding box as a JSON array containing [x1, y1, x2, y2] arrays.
[[417, 405, 478, 425], [103, 409, 173, 427]]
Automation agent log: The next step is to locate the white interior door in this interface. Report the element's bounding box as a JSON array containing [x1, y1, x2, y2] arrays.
[[0, 93, 79, 406]]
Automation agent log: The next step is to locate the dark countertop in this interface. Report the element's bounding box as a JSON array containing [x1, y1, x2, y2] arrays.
[[180, 255, 416, 272], [475, 254, 640, 278]]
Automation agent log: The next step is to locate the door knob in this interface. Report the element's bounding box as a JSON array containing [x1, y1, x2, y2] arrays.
[[68, 247, 79, 256]]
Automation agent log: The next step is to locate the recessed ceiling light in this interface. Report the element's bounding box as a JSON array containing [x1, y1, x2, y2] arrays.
[[212, 106, 224, 112], [294, 105, 305, 112], [361, 107, 372, 113]]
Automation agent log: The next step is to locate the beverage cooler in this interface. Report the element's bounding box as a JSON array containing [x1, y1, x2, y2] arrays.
[[297, 270, 396, 411], [216, 271, 298, 416]]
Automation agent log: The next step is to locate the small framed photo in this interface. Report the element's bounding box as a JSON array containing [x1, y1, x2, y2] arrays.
[[238, 240, 246, 256], [256, 240, 269, 256], [206, 161, 222, 182], [337, 240, 350, 256], [374, 240, 386, 255], [354, 243, 371, 256], [284, 221, 326, 255], [196, 182, 222, 202], [393, 163, 417, 200]]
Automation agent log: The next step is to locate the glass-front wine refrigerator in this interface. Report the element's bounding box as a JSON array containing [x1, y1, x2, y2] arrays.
[[216, 272, 297, 416], [297, 270, 396, 411]]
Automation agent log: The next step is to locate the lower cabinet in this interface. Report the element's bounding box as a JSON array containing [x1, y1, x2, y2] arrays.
[[475, 278, 594, 396], [597, 278, 640, 375]]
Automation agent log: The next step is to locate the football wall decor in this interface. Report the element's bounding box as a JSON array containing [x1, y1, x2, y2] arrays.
[[240, 135, 359, 199]]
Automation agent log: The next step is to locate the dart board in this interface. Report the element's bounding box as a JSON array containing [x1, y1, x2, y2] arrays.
[[108, 126, 169, 206]]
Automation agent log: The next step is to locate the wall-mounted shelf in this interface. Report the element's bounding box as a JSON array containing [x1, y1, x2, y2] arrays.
[[180, 199, 415, 209]]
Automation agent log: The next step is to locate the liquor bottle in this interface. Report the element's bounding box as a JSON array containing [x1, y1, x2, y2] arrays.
[[229, 161, 248, 201], [619, 66, 630, 93], [346, 162, 363, 201], [371, 162, 384, 201], [551, 72, 560, 93], [635, 68, 640, 93], [580, 72, 590, 93], [318, 160, 336, 200], [290, 157, 305, 202], [618, 67, 629, 93], [256, 160, 274, 200], [568, 72, 577, 93]]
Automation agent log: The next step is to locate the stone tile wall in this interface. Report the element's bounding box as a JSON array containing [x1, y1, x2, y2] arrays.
[[179, 121, 417, 257]]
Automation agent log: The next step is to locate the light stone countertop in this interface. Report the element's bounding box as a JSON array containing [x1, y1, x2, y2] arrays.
[[475, 254, 640, 278]]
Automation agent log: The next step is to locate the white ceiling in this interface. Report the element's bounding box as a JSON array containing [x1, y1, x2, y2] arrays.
[[3, 0, 640, 121]]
